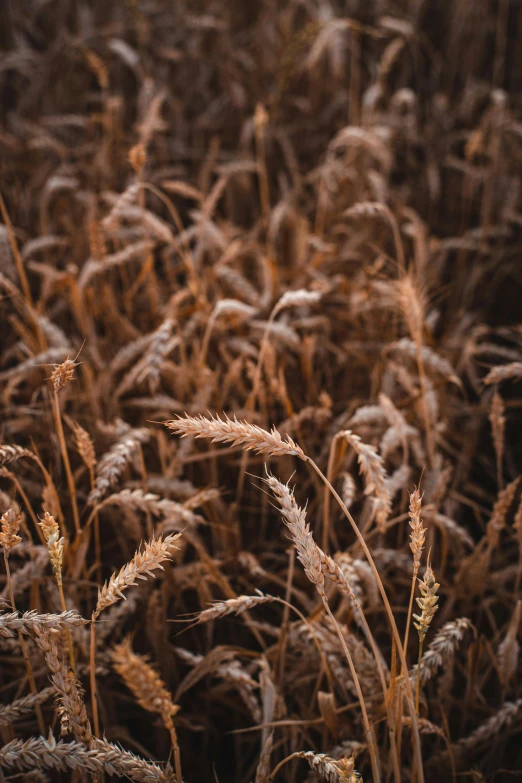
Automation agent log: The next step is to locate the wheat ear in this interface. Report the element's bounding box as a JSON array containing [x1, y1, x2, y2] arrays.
[[404, 489, 426, 656], [112, 637, 182, 783], [38, 512, 75, 671]]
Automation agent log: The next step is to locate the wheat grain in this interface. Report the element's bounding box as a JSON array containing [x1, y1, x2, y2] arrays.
[[342, 430, 391, 533], [165, 413, 305, 459], [94, 532, 181, 617], [0, 610, 86, 638]]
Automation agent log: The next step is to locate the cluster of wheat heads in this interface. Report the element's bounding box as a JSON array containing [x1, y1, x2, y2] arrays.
[[1, 0, 522, 781]]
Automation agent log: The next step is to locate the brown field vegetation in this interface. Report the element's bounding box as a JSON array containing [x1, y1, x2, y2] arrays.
[[1, 1, 522, 781]]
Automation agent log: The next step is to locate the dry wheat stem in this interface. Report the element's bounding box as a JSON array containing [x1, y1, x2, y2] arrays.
[[51, 388, 81, 535]]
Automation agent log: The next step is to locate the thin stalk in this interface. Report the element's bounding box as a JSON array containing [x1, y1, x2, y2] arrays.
[[52, 391, 81, 535], [277, 548, 295, 686], [404, 576, 417, 659], [4, 553, 46, 735], [322, 600, 381, 783], [168, 726, 182, 783], [90, 619, 100, 737], [58, 582, 76, 674], [415, 641, 424, 715]]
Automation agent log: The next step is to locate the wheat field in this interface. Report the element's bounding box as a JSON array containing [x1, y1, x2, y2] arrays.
[[1, 1, 522, 781]]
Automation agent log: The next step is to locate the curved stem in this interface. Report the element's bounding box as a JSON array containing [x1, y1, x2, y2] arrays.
[[323, 601, 381, 783]]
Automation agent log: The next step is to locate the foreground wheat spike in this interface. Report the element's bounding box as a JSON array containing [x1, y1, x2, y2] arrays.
[[0, 686, 55, 727], [404, 488, 427, 655], [413, 560, 440, 711], [90, 531, 181, 739], [0, 609, 86, 637], [38, 511, 75, 671], [112, 637, 182, 783], [35, 628, 92, 742], [0, 734, 167, 782], [165, 413, 305, 458], [270, 749, 360, 783], [94, 532, 181, 617]]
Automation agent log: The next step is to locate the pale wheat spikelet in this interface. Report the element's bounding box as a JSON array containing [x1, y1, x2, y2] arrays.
[[273, 288, 321, 315], [93, 532, 181, 618], [0, 686, 55, 727], [497, 600, 521, 687], [413, 560, 440, 644], [165, 413, 305, 459], [0, 734, 166, 782], [193, 592, 275, 624], [266, 474, 358, 602], [49, 357, 78, 393], [342, 430, 391, 532], [34, 628, 92, 742], [0, 610, 86, 638], [413, 559, 439, 712], [270, 750, 358, 783], [38, 512, 64, 585], [88, 427, 151, 505], [0, 444, 34, 468], [483, 361, 522, 385], [340, 472, 357, 510], [0, 507, 22, 553], [409, 489, 426, 577], [71, 421, 96, 471]]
